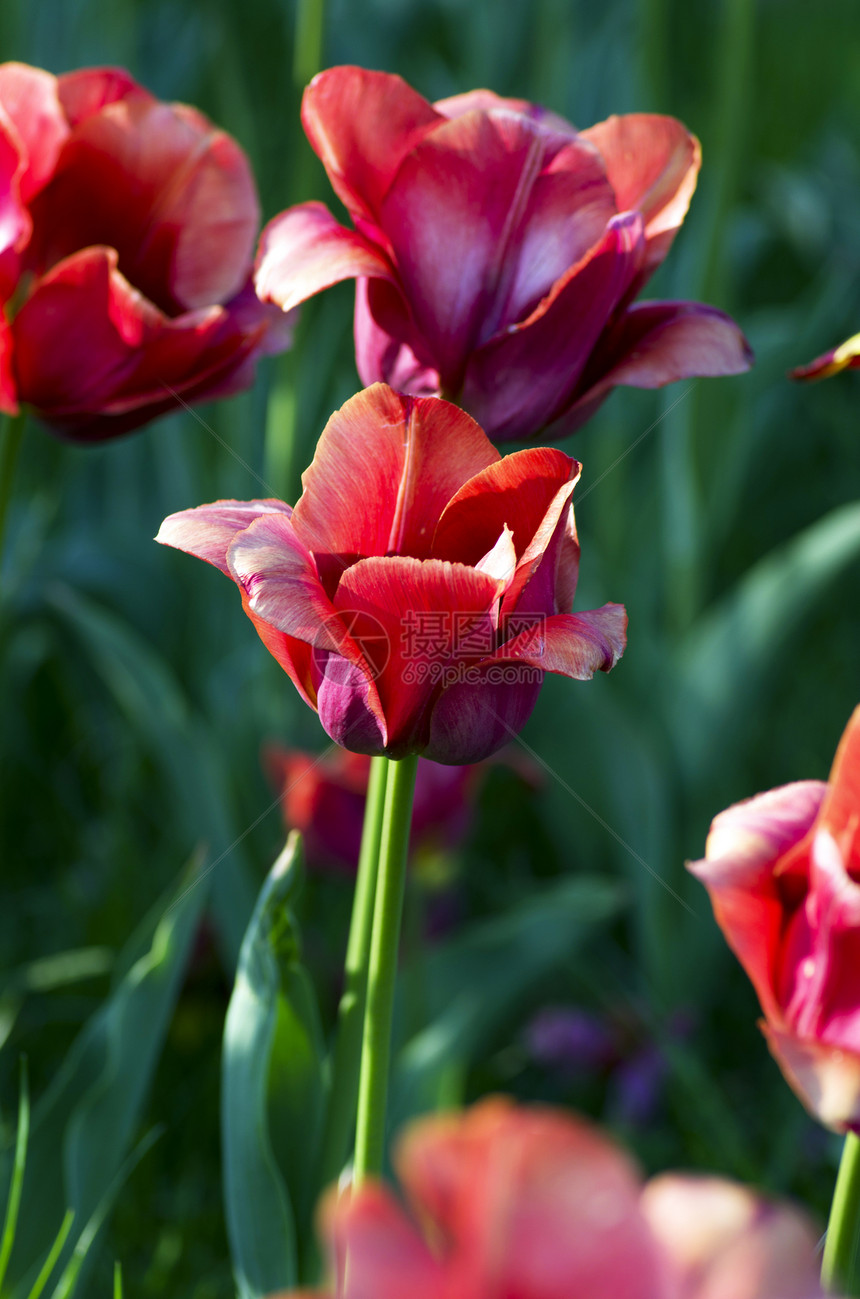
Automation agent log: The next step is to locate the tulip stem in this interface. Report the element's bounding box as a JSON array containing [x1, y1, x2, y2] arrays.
[[319, 755, 390, 1184], [823, 1132, 860, 1295], [293, 0, 326, 90], [353, 754, 418, 1184], [0, 412, 25, 582]]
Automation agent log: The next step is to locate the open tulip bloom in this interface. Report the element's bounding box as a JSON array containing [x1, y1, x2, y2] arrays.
[[0, 62, 289, 440], [157, 383, 626, 764], [271, 1097, 827, 1299], [690, 706, 860, 1133], [255, 66, 753, 443]]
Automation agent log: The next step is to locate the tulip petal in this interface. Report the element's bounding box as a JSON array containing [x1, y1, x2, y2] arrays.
[[322, 1183, 444, 1299], [0, 314, 17, 414], [382, 109, 616, 386], [155, 499, 292, 575], [255, 202, 395, 314], [493, 604, 628, 679], [292, 385, 498, 562], [28, 95, 259, 312], [56, 65, 145, 125], [581, 113, 700, 273], [460, 213, 645, 441], [353, 277, 439, 393], [424, 670, 543, 765], [641, 1174, 822, 1299], [790, 331, 860, 381], [0, 116, 28, 300], [0, 63, 69, 201], [315, 654, 390, 755], [244, 596, 318, 711], [435, 89, 578, 137], [302, 66, 443, 228], [332, 555, 500, 756], [762, 1022, 860, 1135], [818, 704, 860, 855], [688, 781, 827, 1024]]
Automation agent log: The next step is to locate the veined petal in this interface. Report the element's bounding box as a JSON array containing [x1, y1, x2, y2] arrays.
[[0, 63, 69, 202], [155, 499, 292, 575], [292, 385, 498, 562], [581, 113, 700, 273], [302, 66, 443, 227], [492, 604, 627, 679], [790, 331, 860, 381], [255, 202, 395, 314], [460, 213, 645, 442], [382, 109, 615, 386]]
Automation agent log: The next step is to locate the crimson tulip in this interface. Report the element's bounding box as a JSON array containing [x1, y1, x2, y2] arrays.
[[690, 706, 860, 1131], [255, 66, 753, 443], [0, 62, 290, 441], [790, 330, 860, 382], [269, 1097, 825, 1299], [157, 383, 625, 763]]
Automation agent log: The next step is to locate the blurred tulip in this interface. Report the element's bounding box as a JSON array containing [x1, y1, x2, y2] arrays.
[[264, 745, 479, 872], [255, 66, 753, 443], [690, 706, 860, 1131], [0, 62, 291, 441], [269, 1097, 826, 1299], [790, 330, 860, 382], [158, 384, 625, 763]]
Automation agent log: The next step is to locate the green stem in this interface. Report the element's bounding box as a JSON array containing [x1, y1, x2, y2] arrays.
[[353, 754, 418, 1184], [319, 756, 389, 1183], [823, 1132, 860, 1295], [0, 412, 25, 578], [293, 0, 326, 90]]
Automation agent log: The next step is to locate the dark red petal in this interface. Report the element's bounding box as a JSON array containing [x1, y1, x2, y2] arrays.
[[382, 109, 615, 387], [424, 670, 543, 765], [581, 113, 700, 273], [0, 63, 69, 202], [315, 655, 389, 755], [56, 65, 147, 126], [354, 277, 440, 393], [492, 604, 627, 678], [460, 212, 645, 442], [156, 499, 292, 575], [291, 385, 498, 562], [254, 202, 394, 314], [28, 96, 258, 312], [301, 66, 442, 227], [332, 555, 500, 756]]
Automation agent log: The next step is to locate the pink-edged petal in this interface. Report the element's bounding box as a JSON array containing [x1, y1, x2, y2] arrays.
[[382, 109, 615, 387], [790, 330, 860, 381], [762, 1022, 860, 1135], [28, 95, 258, 312], [302, 67, 443, 230], [255, 202, 395, 314], [321, 1182, 445, 1299], [460, 213, 645, 442], [354, 277, 439, 393], [0, 116, 28, 299], [641, 1174, 823, 1299], [492, 604, 627, 679], [433, 446, 578, 573], [0, 63, 69, 201], [56, 66, 147, 126], [155, 499, 292, 574], [581, 113, 700, 273], [292, 385, 498, 562], [0, 314, 16, 414], [332, 555, 500, 756], [396, 1099, 664, 1299], [687, 781, 827, 1024]]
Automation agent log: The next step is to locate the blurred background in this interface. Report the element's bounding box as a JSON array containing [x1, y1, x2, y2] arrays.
[[1, 0, 859, 1294]]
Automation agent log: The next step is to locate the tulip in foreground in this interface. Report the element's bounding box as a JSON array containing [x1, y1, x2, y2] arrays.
[[0, 62, 289, 440], [690, 706, 860, 1131], [790, 330, 860, 382], [158, 384, 625, 763], [269, 1097, 826, 1299], [256, 66, 753, 443]]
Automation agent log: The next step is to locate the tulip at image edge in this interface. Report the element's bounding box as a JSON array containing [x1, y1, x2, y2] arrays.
[[255, 65, 753, 444], [157, 384, 626, 764], [690, 706, 860, 1132]]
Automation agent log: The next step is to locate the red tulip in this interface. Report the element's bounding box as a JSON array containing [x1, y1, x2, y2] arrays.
[[255, 66, 753, 443], [264, 746, 481, 873], [0, 62, 290, 441], [268, 1098, 825, 1299], [790, 330, 860, 382], [689, 706, 860, 1131], [157, 383, 626, 763]]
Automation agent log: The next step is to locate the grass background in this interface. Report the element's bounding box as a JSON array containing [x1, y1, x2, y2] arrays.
[[1, 0, 859, 1294]]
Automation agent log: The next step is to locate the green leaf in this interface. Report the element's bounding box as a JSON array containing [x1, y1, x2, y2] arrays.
[[391, 876, 624, 1129], [0, 1059, 29, 1293], [222, 832, 329, 1299], [0, 860, 208, 1297], [673, 501, 860, 779]]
